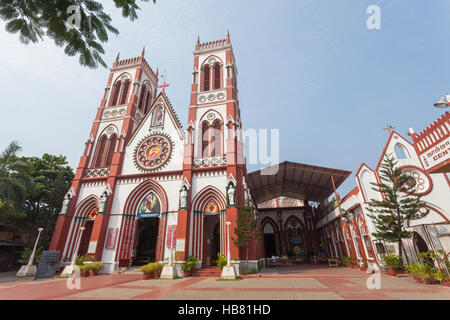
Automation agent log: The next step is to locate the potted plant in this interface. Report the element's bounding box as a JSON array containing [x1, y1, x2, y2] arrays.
[[139, 263, 155, 280], [79, 265, 90, 277], [216, 253, 227, 271], [383, 254, 402, 276], [153, 262, 164, 278], [343, 256, 351, 267], [406, 264, 419, 282], [90, 262, 104, 276], [182, 256, 199, 277]]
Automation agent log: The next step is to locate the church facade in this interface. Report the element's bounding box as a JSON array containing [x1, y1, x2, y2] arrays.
[[49, 33, 262, 273]]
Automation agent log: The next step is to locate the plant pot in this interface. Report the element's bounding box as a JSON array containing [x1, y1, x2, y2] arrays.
[[360, 267, 367, 271], [441, 281, 450, 287], [387, 268, 397, 276], [424, 278, 432, 285], [142, 273, 154, 280], [82, 271, 90, 277], [412, 276, 419, 283], [183, 271, 191, 277]]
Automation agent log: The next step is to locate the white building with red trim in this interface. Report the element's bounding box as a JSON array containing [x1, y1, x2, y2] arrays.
[[319, 130, 450, 272]]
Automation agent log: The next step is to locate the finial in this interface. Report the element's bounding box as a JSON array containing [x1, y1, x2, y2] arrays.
[[226, 29, 230, 40], [196, 35, 200, 46], [141, 46, 145, 57], [116, 52, 120, 62], [156, 67, 159, 79]]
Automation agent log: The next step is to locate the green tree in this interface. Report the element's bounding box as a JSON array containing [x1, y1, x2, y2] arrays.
[[0, 141, 33, 222], [16, 154, 74, 248], [233, 200, 262, 268], [0, 0, 156, 69], [367, 153, 429, 265]]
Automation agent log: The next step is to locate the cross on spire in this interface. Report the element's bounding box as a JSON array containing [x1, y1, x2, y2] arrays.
[[159, 81, 169, 92], [383, 124, 395, 133]]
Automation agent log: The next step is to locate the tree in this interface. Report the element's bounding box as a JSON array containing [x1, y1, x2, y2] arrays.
[[233, 199, 262, 268], [15, 154, 74, 248], [367, 153, 429, 265], [0, 141, 33, 221], [0, 0, 156, 69]]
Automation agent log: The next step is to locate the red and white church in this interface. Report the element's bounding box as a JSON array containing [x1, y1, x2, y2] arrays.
[[49, 33, 265, 273]]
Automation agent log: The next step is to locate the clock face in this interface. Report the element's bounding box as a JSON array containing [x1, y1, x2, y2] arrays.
[[134, 134, 173, 171]]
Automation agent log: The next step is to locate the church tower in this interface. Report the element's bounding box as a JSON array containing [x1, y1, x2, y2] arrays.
[[178, 32, 253, 263], [50, 49, 160, 261]]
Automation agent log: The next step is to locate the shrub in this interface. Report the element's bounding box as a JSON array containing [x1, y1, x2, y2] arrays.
[[257, 259, 264, 271], [139, 263, 155, 274], [382, 254, 402, 270], [342, 256, 351, 267], [18, 246, 44, 265], [91, 262, 104, 274], [153, 262, 164, 276], [216, 253, 227, 271], [182, 256, 199, 272], [76, 255, 85, 266]]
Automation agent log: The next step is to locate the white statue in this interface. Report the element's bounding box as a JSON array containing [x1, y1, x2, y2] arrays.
[[99, 192, 108, 213], [180, 186, 188, 209], [60, 194, 71, 215], [228, 184, 235, 206]]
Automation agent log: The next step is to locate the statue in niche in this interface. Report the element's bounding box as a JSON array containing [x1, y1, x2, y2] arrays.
[[60, 194, 71, 215], [180, 186, 188, 209], [227, 183, 236, 207], [99, 191, 108, 213]]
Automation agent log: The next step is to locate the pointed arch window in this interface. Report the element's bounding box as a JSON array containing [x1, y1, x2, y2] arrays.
[[210, 120, 222, 157], [110, 81, 122, 106], [213, 63, 221, 89], [105, 134, 117, 166], [204, 199, 220, 216], [138, 192, 161, 217], [202, 122, 210, 158], [120, 79, 131, 105], [94, 135, 107, 168], [202, 65, 210, 91], [144, 89, 152, 113], [138, 85, 147, 111]]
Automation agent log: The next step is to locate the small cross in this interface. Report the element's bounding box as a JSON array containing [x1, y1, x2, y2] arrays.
[[383, 124, 395, 133], [159, 81, 169, 92]]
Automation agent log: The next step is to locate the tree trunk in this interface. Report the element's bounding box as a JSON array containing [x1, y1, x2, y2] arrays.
[[398, 239, 403, 265]]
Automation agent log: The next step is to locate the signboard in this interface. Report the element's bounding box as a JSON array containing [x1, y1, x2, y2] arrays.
[[105, 228, 118, 249], [34, 250, 60, 280], [137, 213, 160, 218], [419, 136, 450, 173], [88, 241, 97, 253], [166, 225, 177, 249], [176, 239, 185, 252]]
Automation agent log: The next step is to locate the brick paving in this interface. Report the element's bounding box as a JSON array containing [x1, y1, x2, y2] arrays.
[[0, 265, 449, 300]]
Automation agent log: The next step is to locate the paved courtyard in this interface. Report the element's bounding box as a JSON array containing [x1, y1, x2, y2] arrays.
[[0, 266, 449, 300]]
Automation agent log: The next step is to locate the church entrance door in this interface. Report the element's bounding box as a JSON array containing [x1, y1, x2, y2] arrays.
[[78, 220, 94, 257], [134, 217, 159, 266], [203, 215, 220, 267]]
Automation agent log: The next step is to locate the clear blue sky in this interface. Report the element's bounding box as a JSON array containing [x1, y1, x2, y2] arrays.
[[1, 0, 449, 198]]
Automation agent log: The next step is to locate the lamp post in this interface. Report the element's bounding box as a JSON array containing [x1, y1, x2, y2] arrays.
[[61, 226, 85, 277], [28, 228, 44, 266], [71, 226, 86, 266], [434, 93, 450, 108], [16, 228, 44, 277], [226, 221, 231, 266]]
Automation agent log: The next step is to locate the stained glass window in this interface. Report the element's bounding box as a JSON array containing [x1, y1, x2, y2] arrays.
[[204, 199, 219, 216], [138, 192, 161, 218]]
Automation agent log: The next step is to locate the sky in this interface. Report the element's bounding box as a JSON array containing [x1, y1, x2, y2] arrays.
[[1, 0, 450, 198]]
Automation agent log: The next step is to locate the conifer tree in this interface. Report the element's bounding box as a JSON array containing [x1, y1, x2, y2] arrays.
[[367, 153, 429, 264], [233, 199, 262, 268]]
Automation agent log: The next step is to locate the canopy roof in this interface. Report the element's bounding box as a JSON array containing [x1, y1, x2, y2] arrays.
[[247, 161, 351, 204]]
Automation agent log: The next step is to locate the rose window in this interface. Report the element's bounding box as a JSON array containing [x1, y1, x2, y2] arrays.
[[402, 167, 432, 195], [134, 134, 172, 171]]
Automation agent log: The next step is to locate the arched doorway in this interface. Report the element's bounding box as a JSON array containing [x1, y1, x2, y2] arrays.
[[133, 192, 161, 265], [78, 207, 97, 256], [263, 223, 277, 258], [285, 217, 305, 256], [203, 199, 221, 267]]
